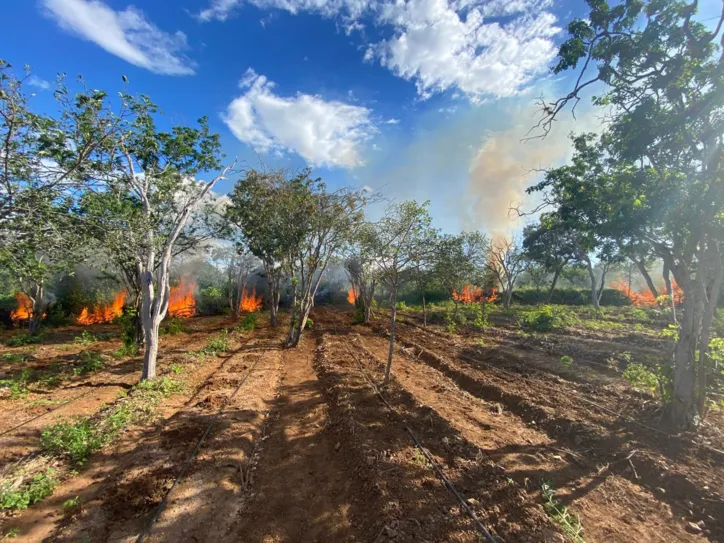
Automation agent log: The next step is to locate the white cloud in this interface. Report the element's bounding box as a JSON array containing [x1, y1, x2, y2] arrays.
[[369, 0, 559, 100], [224, 68, 376, 168], [28, 76, 51, 90], [42, 0, 194, 75], [196, 0, 368, 21], [385, 118, 400, 124]]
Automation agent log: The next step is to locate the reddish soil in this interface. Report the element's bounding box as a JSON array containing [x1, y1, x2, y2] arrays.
[[2, 309, 722, 543]]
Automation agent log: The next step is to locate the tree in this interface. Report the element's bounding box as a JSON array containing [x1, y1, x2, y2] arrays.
[[344, 245, 378, 324], [433, 231, 489, 317], [104, 94, 234, 380], [531, 0, 724, 426], [523, 219, 577, 302], [283, 173, 366, 347], [487, 237, 525, 310], [226, 169, 292, 327], [366, 201, 435, 384]]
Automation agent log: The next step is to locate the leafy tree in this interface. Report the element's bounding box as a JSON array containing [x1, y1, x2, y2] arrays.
[[487, 237, 525, 310], [433, 231, 489, 316], [344, 246, 378, 324], [102, 94, 234, 380], [531, 0, 724, 426], [523, 219, 577, 302], [365, 201, 436, 384]]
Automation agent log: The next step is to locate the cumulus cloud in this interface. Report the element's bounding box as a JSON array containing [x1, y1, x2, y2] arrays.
[[224, 68, 376, 168], [464, 105, 601, 235], [27, 76, 51, 90], [42, 0, 195, 75]]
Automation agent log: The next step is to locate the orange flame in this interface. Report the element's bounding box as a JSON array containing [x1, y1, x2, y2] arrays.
[[239, 287, 263, 313], [77, 291, 127, 325], [610, 278, 683, 306], [10, 293, 33, 322], [168, 277, 197, 318], [347, 287, 358, 305], [452, 285, 497, 305]]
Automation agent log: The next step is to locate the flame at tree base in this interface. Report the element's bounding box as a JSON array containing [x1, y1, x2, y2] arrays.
[[452, 285, 498, 305], [169, 278, 197, 318], [611, 279, 683, 306], [10, 293, 34, 323], [240, 287, 263, 313], [77, 291, 126, 325], [347, 287, 358, 305]]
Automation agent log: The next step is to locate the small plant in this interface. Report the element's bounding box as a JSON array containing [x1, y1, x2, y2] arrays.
[[475, 338, 486, 347], [0, 368, 32, 399], [541, 482, 584, 543], [73, 351, 104, 375], [169, 364, 184, 375], [630, 308, 649, 322], [73, 330, 97, 346], [62, 496, 82, 513], [660, 324, 680, 340], [519, 305, 578, 332], [1, 353, 30, 364], [622, 363, 659, 394], [2, 528, 20, 540], [0, 469, 56, 511], [201, 330, 229, 355], [235, 313, 258, 333], [161, 317, 185, 336], [411, 448, 431, 467], [40, 418, 103, 466], [4, 333, 42, 347], [112, 343, 139, 359], [560, 355, 574, 368], [134, 376, 184, 398], [305, 318, 314, 330]]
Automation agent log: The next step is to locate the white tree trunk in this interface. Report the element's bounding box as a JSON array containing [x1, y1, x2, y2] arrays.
[[384, 284, 398, 385]]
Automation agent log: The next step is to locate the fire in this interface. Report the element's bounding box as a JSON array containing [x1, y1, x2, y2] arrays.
[[611, 278, 684, 307], [77, 291, 127, 325], [347, 287, 358, 305], [239, 287, 263, 313], [168, 277, 197, 318], [10, 292, 33, 322], [452, 285, 497, 305]]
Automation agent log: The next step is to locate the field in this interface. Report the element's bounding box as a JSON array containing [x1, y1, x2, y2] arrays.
[[1, 306, 723, 542]]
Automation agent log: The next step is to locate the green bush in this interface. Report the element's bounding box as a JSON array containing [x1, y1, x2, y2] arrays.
[[161, 317, 185, 335], [0, 368, 32, 399], [133, 376, 184, 397], [0, 469, 56, 510], [235, 313, 258, 333], [4, 333, 42, 347], [200, 330, 229, 356], [73, 330, 97, 346], [519, 305, 578, 332], [305, 318, 314, 330], [560, 355, 574, 368], [198, 286, 228, 316], [73, 351, 104, 375], [41, 418, 104, 466]]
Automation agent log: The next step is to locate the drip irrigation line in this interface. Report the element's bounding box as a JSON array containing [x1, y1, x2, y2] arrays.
[[135, 348, 265, 543], [326, 315, 498, 543], [390, 315, 724, 459]]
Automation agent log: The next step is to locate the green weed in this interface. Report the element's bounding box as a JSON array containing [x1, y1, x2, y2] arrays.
[[62, 496, 82, 513], [560, 355, 574, 368], [519, 306, 578, 332], [1, 353, 30, 364], [305, 318, 314, 330], [134, 376, 184, 398], [234, 313, 258, 333], [200, 330, 229, 355], [73, 330, 97, 346], [541, 482, 584, 543], [112, 343, 139, 359], [4, 334, 41, 347], [73, 351, 104, 375], [169, 363, 184, 375], [0, 368, 32, 399], [0, 469, 56, 511], [2, 528, 20, 540], [40, 418, 104, 466], [161, 317, 185, 336]]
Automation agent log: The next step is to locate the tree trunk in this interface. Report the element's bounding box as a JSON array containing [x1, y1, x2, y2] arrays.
[[583, 256, 600, 311], [547, 267, 561, 303], [633, 258, 659, 299], [503, 286, 513, 310], [663, 262, 677, 324], [286, 279, 298, 347], [363, 281, 375, 324], [27, 283, 45, 335], [383, 285, 398, 385], [142, 325, 159, 380], [597, 268, 608, 304], [422, 293, 427, 327], [696, 244, 723, 414]]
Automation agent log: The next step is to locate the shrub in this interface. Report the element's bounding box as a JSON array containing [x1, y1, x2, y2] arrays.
[[134, 376, 184, 397], [4, 333, 42, 347], [201, 330, 229, 355], [73, 330, 97, 346], [622, 362, 672, 401], [40, 417, 103, 466], [198, 286, 227, 316], [0, 368, 32, 399], [1, 353, 30, 364], [161, 317, 185, 336], [305, 318, 314, 330], [519, 305, 578, 332], [0, 469, 56, 510], [560, 355, 574, 368], [73, 351, 104, 375], [235, 313, 258, 333], [514, 288, 631, 306]]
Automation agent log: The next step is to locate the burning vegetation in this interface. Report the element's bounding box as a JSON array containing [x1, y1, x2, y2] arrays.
[[347, 287, 358, 305], [610, 279, 683, 307], [10, 292, 33, 323], [239, 287, 263, 313], [168, 278, 197, 319], [77, 291, 126, 325], [452, 285, 498, 305]]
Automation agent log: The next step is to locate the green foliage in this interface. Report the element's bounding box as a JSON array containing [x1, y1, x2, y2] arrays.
[[660, 324, 680, 341], [304, 318, 314, 330], [514, 288, 630, 306], [73, 351, 104, 375], [133, 376, 184, 397], [198, 285, 227, 316], [161, 317, 185, 336], [234, 313, 258, 333], [2, 528, 20, 540], [116, 307, 139, 354], [519, 305, 578, 332], [169, 363, 183, 375], [630, 308, 649, 323], [200, 329, 229, 355], [62, 496, 82, 513], [1, 353, 30, 364], [4, 333, 41, 347], [112, 343, 138, 359], [41, 417, 103, 466], [73, 330, 97, 346], [560, 355, 574, 368], [541, 482, 584, 543], [622, 363, 658, 394], [0, 469, 56, 511], [0, 368, 32, 399]]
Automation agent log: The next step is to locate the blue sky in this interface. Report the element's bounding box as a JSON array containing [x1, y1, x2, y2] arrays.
[[3, 0, 722, 234]]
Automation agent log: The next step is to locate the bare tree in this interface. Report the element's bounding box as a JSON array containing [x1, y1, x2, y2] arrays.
[[487, 237, 525, 310]]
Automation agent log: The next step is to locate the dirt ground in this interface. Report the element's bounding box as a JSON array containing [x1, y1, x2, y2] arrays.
[[1, 308, 722, 542]]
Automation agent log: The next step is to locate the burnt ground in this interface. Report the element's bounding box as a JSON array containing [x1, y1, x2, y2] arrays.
[[1, 308, 722, 542]]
